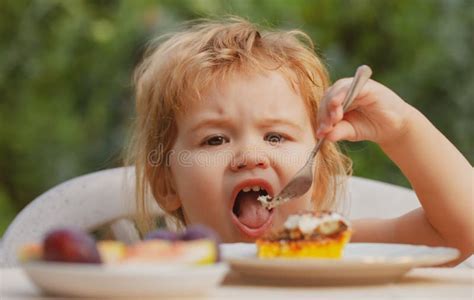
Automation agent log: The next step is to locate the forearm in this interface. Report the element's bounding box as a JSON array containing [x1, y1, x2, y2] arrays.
[[380, 107, 473, 253]]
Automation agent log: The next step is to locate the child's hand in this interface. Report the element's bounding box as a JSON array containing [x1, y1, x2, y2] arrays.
[[316, 78, 415, 147]]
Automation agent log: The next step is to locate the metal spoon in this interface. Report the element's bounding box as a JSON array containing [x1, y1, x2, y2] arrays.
[[259, 65, 373, 209]]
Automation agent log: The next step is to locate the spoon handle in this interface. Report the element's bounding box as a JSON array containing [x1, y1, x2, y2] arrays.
[[309, 65, 373, 160], [342, 65, 372, 112]]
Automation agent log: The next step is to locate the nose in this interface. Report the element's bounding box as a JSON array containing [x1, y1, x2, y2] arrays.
[[230, 146, 270, 172]]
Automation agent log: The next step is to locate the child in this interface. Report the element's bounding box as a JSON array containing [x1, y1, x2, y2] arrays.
[[127, 18, 472, 265]]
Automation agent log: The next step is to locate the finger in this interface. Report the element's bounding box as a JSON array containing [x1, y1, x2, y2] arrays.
[[319, 78, 354, 110], [326, 79, 352, 109], [319, 105, 344, 139], [316, 122, 331, 138], [330, 77, 372, 111], [318, 75, 372, 135], [318, 86, 345, 126], [325, 120, 358, 142], [329, 99, 344, 122], [317, 90, 347, 138]]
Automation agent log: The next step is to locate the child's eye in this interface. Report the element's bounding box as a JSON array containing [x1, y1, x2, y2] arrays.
[[203, 135, 229, 146], [264, 132, 285, 145]]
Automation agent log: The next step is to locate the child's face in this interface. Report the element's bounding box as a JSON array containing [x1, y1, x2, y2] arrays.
[[169, 71, 317, 242]]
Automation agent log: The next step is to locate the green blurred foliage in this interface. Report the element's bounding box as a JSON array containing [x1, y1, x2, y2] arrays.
[[1, 0, 472, 235]]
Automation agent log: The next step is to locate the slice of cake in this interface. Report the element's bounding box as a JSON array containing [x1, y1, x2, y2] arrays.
[[256, 211, 351, 259]]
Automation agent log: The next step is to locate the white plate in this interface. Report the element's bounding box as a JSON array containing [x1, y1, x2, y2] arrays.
[[222, 243, 459, 285], [22, 262, 228, 297]]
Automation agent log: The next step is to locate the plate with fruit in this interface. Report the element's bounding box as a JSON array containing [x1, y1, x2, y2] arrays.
[[20, 225, 228, 298]]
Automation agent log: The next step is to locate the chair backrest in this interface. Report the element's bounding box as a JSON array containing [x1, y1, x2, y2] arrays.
[[0, 167, 162, 267], [343, 176, 420, 219]]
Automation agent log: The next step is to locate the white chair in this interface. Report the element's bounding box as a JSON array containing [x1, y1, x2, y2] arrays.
[[342, 176, 421, 219], [0, 167, 162, 267], [1, 168, 471, 267]]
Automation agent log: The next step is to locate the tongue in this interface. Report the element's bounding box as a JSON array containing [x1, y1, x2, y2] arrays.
[[236, 192, 271, 228]]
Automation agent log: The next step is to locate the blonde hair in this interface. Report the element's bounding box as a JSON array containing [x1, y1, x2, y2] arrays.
[[127, 17, 351, 235]]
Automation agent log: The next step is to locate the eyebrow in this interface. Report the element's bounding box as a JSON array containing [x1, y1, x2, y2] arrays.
[[258, 118, 304, 132], [189, 118, 234, 132], [190, 117, 304, 132]]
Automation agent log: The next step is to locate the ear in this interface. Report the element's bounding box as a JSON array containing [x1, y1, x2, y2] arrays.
[[162, 192, 182, 211], [159, 170, 182, 212]]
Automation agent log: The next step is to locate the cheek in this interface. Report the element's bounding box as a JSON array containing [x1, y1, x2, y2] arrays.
[[269, 143, 314, 176], [169, 152, 227, 219]]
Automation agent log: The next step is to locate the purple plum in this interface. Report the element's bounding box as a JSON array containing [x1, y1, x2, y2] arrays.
[[144, 229, 179, 241], [43, 228, 101, 264], [181, 224, 220, 242]]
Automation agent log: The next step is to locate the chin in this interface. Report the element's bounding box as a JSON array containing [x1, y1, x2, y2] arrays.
[[225, 228, 265, 243], [230, 235, 258, 243]]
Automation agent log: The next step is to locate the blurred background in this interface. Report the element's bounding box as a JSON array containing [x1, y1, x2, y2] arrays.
[[1, 0, 472, 235]]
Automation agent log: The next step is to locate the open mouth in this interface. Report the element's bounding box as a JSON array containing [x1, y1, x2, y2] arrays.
[[231, 180, 274, 237]]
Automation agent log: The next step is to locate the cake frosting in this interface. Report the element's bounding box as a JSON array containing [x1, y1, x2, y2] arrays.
[[256, 211, 352, 259]]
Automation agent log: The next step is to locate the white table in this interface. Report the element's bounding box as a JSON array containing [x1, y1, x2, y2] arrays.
[[1, 267, 473, 299]]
